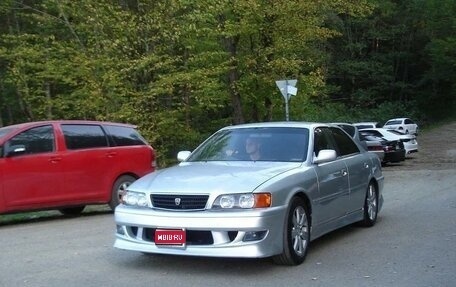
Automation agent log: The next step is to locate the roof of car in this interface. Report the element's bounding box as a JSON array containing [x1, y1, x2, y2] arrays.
[[219, 121, 335, 131], [1, 120, 136, 130], [354, 122, 378, 125], [386, 118, 408, 121]]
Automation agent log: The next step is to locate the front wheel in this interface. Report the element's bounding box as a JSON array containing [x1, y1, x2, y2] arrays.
[[109, 175, 136, 210], [273, 197, 310, 265], [359, 182, 378, 227]]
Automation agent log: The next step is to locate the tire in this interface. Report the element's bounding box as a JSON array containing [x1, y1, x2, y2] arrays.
[[109, 175, 136, 210], [359, 182, 378, 227], [273, 197, 310, 265], [59, 206, 85, 216]]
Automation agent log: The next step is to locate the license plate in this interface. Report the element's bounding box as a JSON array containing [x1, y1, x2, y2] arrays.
[[155, 229, 186, 246]]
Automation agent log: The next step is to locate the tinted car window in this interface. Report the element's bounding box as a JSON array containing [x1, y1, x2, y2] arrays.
[[4, 125, 54, 156], [360, 130, 383, 138], [104, 125, 146, 146], [404, 119, 413, 124], [355, 124, 373, 130], [330, 127, 359, 156], [337, 124, 355, 137], [314, 127, 336, 156], [62, 125, 108, 150], [385, 120, 402, 125]]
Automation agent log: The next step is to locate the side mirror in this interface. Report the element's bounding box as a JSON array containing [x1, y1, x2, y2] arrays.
[[313, 149, 337, 164], [177, 151, 192, 162]]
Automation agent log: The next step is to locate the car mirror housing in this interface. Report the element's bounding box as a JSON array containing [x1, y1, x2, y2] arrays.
[[177, 151, 192, 162], [313, 149, 337, 164]]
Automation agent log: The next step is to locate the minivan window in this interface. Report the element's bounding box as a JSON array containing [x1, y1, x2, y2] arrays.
[[4, 125, 54, 156], [104, 125, 147, 146], [62, 124, 108, 150]]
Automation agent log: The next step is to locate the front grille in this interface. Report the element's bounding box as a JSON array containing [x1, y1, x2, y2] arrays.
[[151, 194, 209, 210]]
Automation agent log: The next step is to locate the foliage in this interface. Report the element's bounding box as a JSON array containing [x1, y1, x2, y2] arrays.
[[0, 0, 454, 165]]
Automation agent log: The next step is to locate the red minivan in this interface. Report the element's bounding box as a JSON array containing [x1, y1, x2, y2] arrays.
[[0, 120, 156, 215]]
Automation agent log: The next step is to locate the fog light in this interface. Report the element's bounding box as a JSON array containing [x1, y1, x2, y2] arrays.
[[243, 230, 267, 242], [116, 225, 125, 235]]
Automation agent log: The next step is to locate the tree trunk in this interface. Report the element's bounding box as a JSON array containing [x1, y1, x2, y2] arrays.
[[44, 81, 52, 119], [224, 36, 244, 124]]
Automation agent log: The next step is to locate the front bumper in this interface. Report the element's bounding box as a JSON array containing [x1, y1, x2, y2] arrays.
[[114, 205, 287, 258]]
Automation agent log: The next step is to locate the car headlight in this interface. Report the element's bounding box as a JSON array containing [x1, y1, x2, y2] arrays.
[[212, 193, 271, 209], [121, 191, 148, 207]]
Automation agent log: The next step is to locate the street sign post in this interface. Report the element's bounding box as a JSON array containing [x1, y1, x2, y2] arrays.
[[275, 79, 298, 121]]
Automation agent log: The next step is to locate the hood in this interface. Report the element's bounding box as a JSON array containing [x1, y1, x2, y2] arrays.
[[130, 161, 303, 194]]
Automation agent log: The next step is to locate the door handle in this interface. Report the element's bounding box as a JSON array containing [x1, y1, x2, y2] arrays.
[[106, 152, 117, 158], [49, 157, 62, 163], [341, 169, 348, 176], [364, 162, 369, 168]]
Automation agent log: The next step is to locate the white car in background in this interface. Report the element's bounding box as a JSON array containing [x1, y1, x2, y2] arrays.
[[358, 128, 418, 155], [383, 118, 419, 135]]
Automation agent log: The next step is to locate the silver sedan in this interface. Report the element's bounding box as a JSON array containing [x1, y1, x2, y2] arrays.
[[114, 122, 384, 265]]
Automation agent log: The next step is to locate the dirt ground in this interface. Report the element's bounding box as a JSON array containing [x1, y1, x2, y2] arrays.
[[384, 121, 456, 170]]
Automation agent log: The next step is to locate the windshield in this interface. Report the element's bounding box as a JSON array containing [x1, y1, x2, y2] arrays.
[[187, 127, 309, 162]]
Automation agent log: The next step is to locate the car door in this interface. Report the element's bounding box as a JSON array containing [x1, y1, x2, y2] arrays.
[[329, 127, 370, 213], [59, 124, 114, 202], [1, 125, 64, 209], [312, 127, 350, 225]]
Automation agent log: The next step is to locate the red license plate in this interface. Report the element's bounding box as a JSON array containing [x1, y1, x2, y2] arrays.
[[155, 229, 186, 246]]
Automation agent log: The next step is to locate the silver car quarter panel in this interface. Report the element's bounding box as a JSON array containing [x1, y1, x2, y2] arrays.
[[114, 205, 287, 258]]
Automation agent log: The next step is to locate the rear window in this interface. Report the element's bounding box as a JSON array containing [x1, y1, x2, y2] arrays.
[[330, 127, 359, 156], [355, 124, 373, 130], [62, 124, 108, 150], [337, 124, 356, 137], [104, 125, 147, 146], [385, 120, 402, 125]]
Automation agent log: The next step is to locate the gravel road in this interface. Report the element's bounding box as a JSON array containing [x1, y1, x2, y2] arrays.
[[386, 121, 456, 170]]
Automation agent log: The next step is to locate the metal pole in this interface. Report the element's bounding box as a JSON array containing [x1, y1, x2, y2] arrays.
[[285, 80, 288, 121], [285, 98, 289, 121]]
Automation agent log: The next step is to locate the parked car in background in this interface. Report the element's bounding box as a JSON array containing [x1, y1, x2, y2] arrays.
[[333, 123, 385, 162], [359, 128, 418, 155], [353, 122, 381, 130], [0, 120, 156, 215], [114, 122, 384, 266], [383, 118, 419, 135], [359, 133, 405, 164]]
